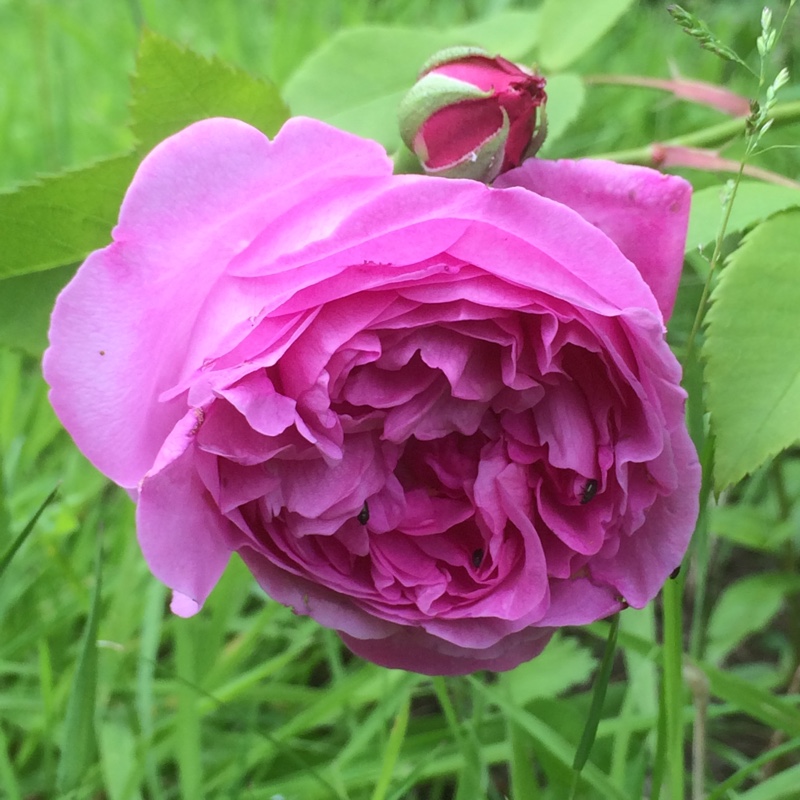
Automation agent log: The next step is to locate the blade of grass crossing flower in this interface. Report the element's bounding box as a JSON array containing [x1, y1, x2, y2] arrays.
[[662, 576, 686, 800], [569, 613, 619, 799], [174, 621, 203, 800], [0, 485, 58, 579], [56, 533, 102, 794], [370, 692, 411, 800]]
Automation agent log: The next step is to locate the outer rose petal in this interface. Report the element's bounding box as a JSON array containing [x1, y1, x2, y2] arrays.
[[590, 423, 701, 607], [339, 626, 554, 676], [138, 446, 235, 613], [43, 117, 392, 487], [495, 158, 691, 320]]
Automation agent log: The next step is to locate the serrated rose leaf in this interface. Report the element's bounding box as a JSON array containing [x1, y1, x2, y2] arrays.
[[705, 210, 800, 487]]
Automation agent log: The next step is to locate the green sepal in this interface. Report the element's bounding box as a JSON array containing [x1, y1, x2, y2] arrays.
[[418, 46, 492, 76]]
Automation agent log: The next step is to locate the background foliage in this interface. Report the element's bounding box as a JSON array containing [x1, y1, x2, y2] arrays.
[[1, 0, 800, 798]]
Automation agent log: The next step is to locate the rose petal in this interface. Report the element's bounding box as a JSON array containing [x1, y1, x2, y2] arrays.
[[496, 159, 691, 320], [138, 447, 235, 611], [44, 117, 392, 487]]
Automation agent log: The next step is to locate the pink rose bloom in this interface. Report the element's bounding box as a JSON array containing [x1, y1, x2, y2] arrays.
[[44, 117, 699, 675]]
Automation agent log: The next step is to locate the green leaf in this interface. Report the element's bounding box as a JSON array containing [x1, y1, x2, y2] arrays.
[[538, 0, 635, 71], [704, 210, 800, 488], [0, 265, 77, 355], [131, 31, 289, 152], [453, 11, 541, 60], [502, 633, 597, 705], [687, 181, 800, 254], [285, 27, 455, 151], [710, 503, 795, 552], [0, 154, 137, 280], [99, 718, 143, 800], [0, 34, 290, 286], [283, 13, 540, 151], [539, 73, 585, 152], [705, 574, 800, 664]]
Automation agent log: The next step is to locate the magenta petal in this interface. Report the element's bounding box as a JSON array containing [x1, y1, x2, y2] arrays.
[[138, 447, 234, 611], [44, 117, 392, 488], [590, 426, 700, 607], [340, 625, 554, 676], [495, 158, 691, 320]]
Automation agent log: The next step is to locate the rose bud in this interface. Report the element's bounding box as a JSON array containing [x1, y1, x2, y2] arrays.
[[398, 46, 547, 182]]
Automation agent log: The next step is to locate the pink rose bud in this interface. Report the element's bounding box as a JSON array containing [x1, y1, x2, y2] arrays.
[[399, 47, 547, 182]]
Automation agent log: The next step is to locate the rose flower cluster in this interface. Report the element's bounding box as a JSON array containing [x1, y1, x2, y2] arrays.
[[44, 51, 699, 675]]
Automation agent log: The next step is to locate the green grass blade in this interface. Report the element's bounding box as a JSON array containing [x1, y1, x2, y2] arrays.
[[737, 761, 800, 800], [56, 534, 102, 794], [0, 485, 58, 580], [0, 723, 23, 800], [174, 621, 203, 800], [370, 691, 410, 800], [508, 715, 540, 799], [468, 676, 628, 800], [662, 576, 686, 800], [136, 581, 166, 800], [706, 736, 800, 800], [570, 613, 619, 797]]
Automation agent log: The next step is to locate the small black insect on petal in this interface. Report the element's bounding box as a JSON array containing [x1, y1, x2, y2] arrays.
[[357, 501, 370, 526], [580, 479, 598, 504], [472, 548, 484, 568], [670, 566, 681, 579]]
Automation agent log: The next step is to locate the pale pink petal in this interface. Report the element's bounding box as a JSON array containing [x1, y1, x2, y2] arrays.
[[44, 117, 392, 487]]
